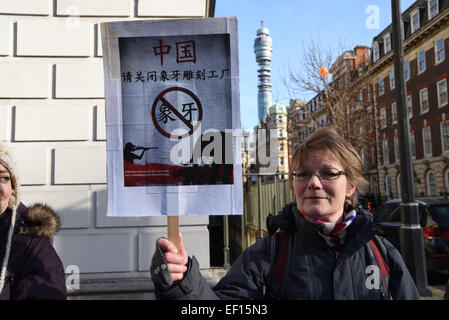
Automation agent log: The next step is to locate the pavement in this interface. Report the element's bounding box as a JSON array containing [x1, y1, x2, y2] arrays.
[[421, 284, 448, 300]]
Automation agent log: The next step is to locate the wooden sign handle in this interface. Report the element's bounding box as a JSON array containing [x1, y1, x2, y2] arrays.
[[167, 216, 180, 252]]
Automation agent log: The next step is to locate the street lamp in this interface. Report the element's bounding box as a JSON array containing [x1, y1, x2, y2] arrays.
[[391, 0, 431, 297]]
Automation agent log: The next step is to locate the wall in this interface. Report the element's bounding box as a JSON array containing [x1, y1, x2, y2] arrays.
[[0, 0, 213, 284]]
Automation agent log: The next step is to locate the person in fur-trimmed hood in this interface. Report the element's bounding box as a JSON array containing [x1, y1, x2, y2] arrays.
[[0, 145, 66, 300], [151, 127, 420, 300]]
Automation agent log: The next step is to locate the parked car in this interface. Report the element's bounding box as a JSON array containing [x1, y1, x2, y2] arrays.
[[373, 198, 449, 273]]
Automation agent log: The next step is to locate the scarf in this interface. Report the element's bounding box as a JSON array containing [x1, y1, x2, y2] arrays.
[[299, 207, 357, 249]]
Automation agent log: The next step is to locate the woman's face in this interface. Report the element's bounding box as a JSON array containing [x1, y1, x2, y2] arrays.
[[0, 164, 13, 215], [292, 151, 356, 223]]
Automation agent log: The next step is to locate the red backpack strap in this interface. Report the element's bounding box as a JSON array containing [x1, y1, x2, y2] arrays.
[[368, 239, 390, 283], [269, 231, 289, 298]]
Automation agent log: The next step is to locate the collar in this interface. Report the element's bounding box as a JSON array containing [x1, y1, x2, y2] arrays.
[[291, 204, 377, 251]]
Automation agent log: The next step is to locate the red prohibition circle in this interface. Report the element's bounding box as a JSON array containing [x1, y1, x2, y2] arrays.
[[151, 87, 203, 139]]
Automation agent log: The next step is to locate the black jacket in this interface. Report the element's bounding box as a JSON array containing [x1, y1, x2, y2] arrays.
[[151, 203, 420, 300], [0, 203, 67, 300]]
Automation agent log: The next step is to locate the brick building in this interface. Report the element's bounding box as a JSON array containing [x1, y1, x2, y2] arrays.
[[370, 0, 449, 201], [0, 0, 215, 298], [329, 45, 379, 201], [294, 0, 449, 205]]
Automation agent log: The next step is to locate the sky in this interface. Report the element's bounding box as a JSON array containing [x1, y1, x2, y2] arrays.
[[215, 0, 416, 131]]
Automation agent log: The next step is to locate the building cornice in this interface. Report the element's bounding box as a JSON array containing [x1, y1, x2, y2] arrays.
[[368, 7, 449, 76]]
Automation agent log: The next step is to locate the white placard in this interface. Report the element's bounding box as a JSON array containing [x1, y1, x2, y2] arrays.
[[101, 18, 242, 217]]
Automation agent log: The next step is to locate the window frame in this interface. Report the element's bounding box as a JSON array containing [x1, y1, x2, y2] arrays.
[[427, 170, 437, 197], [373, 42, 380, 62], [394, 136, 399, 162], [385, 174, 392, 200], [445, 168, 449, 193], [419, 87, 429, 114], [417, 49, 426, 74], [411, 8, 420, 33], [379, 76, 385, 95], [383, 33, 392, 54], [440, 120, 449, 153], [382, 139, 389, 165], [380, 107, 387, 129], [435, 37, 445, 64], [423, 126, 433, 156], [390, 68, 395, 89], [391, 102, 397, 124], [410, 131, 416, 158], [404, 60, 411, 81], [406, 94, 413, 119], [437, 78, 448, 108], [428, 0, 439, 20]]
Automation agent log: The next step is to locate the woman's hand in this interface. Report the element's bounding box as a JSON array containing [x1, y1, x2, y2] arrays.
[[157, 233, 188, 282]]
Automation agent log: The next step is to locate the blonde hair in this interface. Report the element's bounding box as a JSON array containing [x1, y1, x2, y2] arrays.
[[290, 127, 367, 206]]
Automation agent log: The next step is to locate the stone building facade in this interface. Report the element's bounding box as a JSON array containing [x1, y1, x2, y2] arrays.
[[0, 0, 215, 296], [266, 102, 289, 174], [370, 0, 449, 201]]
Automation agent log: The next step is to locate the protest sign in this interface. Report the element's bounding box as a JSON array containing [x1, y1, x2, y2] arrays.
[[101, 18, 242, 218]]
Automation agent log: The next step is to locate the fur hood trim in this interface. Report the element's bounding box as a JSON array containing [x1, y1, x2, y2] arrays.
[[18, 203, 60, 238]]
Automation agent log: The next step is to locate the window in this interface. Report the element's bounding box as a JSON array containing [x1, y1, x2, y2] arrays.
[[280, 157, 284, 166], [359, 89, 363, 102], [407, 95, 413, 119], [397, 174, 402, 198], [390, 69, 395, 89], [373, 42, 380, 61], [385, 175, 392, 200], [428, 0, 439, 20], [401, 21, 405, 41], [367, 106, 373, 131], [411, 9, 420, 33], [379, 76, 385, 95], [418, 49, 426, 73], [423, 126, 432, 156], [357, 123, 363, 136], [383, 139, 389, 164], [404, 60, 410, 81], [384, 33, 392, 54], [427, 171, 437, 197], [435, 37, 445, 64], [279, 144, 284, 152], [380, 107, 387, 128], [394, 136, 399, 162], [437, 79, 448, 107], [441, 121, 449, 152], [392, 102, 397, 124], [410, 131, 416, 157], [419, 87, 429, 113], [445, 169, 449, 193], [278, 115, 283, 123]]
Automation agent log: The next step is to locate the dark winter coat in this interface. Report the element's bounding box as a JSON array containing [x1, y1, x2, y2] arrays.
[[151, 203, 420, 300], [0, 202, 67, 300]]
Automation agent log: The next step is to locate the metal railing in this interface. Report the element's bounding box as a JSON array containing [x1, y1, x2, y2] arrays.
[[220, 172, 294, 267], [242, 172, 294, 249]]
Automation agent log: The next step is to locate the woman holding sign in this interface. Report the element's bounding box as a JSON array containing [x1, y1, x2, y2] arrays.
[[151, 127, 419, 300], [0, 145, 66, 299]]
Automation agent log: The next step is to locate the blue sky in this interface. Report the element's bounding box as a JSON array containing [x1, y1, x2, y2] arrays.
[[215, 0, 415, 131]]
